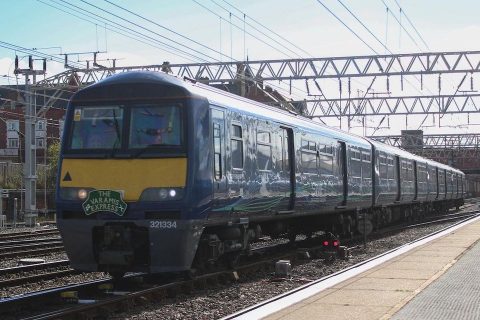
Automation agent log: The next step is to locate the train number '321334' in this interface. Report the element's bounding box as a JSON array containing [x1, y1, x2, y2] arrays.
[[150, 221, 177, 229]]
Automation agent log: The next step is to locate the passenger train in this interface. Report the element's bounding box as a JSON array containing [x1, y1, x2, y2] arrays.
[[56, 71, 465, 277]]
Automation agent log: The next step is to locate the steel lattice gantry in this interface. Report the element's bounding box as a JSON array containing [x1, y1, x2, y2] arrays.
[[37, 50, 480, 87], [33, 50, 480, 119], [369, 133, 480, 168], [304, 93, 480, 117]]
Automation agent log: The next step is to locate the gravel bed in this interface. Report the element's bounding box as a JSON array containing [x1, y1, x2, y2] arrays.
[[110, 221, 460, 320], [0, 225, 57, 235], [0, 252, 68, 269], [0, 271, 108, 299]]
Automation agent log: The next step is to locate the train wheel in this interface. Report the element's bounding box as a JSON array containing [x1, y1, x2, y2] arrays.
[[288, 232, 297, 243], [109, 271, 125, 281], [223, 252, 241, 269]]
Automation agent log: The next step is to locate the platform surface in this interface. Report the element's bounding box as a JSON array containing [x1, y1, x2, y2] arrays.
[[263, 218, 480, 320], [392, 232, 480, 320]]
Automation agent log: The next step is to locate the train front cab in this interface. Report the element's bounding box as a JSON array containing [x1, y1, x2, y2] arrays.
[[55, 73, 212, 275]]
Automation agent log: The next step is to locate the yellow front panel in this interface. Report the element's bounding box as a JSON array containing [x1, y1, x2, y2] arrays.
[[60, 158, 187, 201]]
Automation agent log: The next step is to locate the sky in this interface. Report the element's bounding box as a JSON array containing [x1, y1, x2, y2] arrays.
[[1, 0, 480, 136]]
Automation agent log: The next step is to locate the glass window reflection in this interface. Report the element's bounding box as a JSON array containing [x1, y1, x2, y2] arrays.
[[129, 105, 182, 148]]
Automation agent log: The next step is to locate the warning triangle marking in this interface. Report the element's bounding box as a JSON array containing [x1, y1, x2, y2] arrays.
[[63, 172, 72, 181]]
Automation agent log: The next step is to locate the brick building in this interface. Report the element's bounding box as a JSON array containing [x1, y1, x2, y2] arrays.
[[0, 85, 69, 163]]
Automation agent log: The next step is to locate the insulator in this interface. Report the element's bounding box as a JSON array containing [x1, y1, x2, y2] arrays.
[[43, 59, 46, 72], [15, 56, 18, 70], [421, 74, 423, 91], [28, 56, 33, 70], [348, 77, 351, 95], [386, 76, 390, 91], [471, 74, 474, 91], [401, 75, 403, 91], [339, 78, 342, 94]]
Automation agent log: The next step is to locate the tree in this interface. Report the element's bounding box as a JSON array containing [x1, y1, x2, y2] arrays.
[[46, 141, 61, 190]]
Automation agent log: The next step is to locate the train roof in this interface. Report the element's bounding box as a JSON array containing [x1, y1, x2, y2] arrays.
[[186, 76, 370, 148], [367, 138, 464, 175], [79, 71, 463, 175]]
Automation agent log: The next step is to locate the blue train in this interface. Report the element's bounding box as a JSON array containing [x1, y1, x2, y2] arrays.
[[56, 71, 465, 277]]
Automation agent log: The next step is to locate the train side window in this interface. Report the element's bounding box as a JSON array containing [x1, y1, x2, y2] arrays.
[[231, 124, 244, 169], [319, 144, 334, 175], [408, 162, 414, 181], [361, 151, 371, 179], [379, 155, 387, 178], [401, 160, 409, 180], [387, 157, 394, 180], [301, 139, 317, 174], [283, 133, 290, 169], [350, 148, 362, 178], [213, 123, 222, 180], [257, 131, 272, 171]]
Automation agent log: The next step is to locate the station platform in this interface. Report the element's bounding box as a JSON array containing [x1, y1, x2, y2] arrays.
[[260, 217, 480, 320]]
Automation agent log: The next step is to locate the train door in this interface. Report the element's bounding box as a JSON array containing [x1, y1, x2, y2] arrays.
[[211, 108, 227, 202], [337, 141, 347, 206], [413, 161, 418, 200], [279, 127, 295, 210], [395, 156, 401, 201]]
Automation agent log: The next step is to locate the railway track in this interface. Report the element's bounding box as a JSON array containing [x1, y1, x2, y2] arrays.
[[0, 260, 73, 287], [0, 207, 477, 319], [0, 239, 65, 259], [224, 213, 480, 320], [0, 229, 59, 241]]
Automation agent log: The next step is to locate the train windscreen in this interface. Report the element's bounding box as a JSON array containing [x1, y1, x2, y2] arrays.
[[67, 103, 183, 153]]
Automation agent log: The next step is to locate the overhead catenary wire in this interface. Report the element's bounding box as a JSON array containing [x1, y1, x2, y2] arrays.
[[315, 0, 442, 133], [380, 0, 421, 50], [60, 0, 219, 62], [337, 0, 390, 54], [222, 0, 314, 58], [219, 0, 372, 99], [334, 0, 436, 96], [39, 0, 203, 64], [209, 0, 303, 59], [394, 0, 430, 50], [191, 0, 299, 59], [0, 41, 85, 70], [103, 0, 234, 62], [42, 0, 312, 100], [316, 0, 379, 54]]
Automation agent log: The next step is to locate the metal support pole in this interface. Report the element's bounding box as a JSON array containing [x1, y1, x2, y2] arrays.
[[15, 57, 44, 227], [24, 74, 37, 227], [0, 189, 4, 229], [13, 197, 18, 228]]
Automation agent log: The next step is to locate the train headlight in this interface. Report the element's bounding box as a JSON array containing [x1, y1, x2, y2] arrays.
[[60, 187, 94, 200], [78, 189, 88, 200], [140, 187, 184, 201]]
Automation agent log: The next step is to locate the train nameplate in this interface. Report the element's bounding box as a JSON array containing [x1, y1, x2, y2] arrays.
[[82, 190, 127, 216]]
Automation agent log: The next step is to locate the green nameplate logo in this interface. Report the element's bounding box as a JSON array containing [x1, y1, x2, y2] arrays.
[[82, 190, 127, 216]]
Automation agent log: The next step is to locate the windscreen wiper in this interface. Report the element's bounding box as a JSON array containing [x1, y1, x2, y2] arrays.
[[133, 144, 164, 158], [110, 109, 122, 157]]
